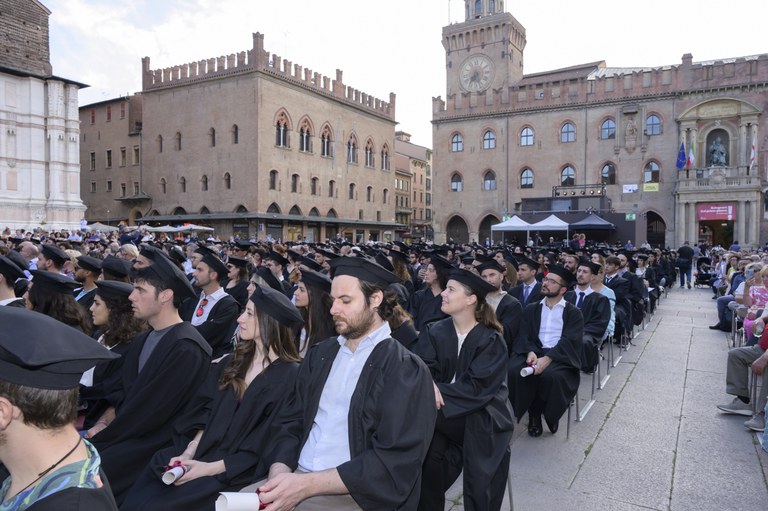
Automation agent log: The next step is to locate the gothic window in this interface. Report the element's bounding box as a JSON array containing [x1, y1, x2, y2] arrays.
[[224, 172, 232, 190], [381, 145, 390, 171], [365, 140, 375, 167], [520, 169, 534, 189], [321, 126, 333, 157], [451, 173, 463, 192], [269, 170, 278, 190], [644, 161, 660, 183], [646, 114, 662, 135], [451, 133, 463, 152], [201, 175, 208, 191], [175, 132, 182, 150], [276, 113, 289, 147], [483, 170, 497, 191], [347, 136, 358, 164], [601, 163, 616, 184], [483, 130, 496, 149], [349, 183, 356, 200], [520, 127, 534, 146], [328, 180, 335, 198], [600, 119, 616, 140], [291, 174, 299, 193], [299, 122, 311, 152], [179, 176, 186, 193], [560, 123, 575, 143], [561, 166, 575, 186]]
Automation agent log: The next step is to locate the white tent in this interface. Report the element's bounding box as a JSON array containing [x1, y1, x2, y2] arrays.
[[490, 215, 531, 232], [529, 214, 569, 239]]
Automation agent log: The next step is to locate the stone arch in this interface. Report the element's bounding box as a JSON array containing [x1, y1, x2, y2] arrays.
[[327, 208, 337, 218], [297, 115, 315, 135], [200, 206, 211, 215], [308, 207, 320, 217], [172, 206, 187, 216], [446, 215, 470, 244], [273, 108, 293, 129], [267, 203, 281, 214], [478, 213, 500, 243], [128, 208, 143, 226], [289, 205, 302, 216], [147, 209, 160, 217], [645, 210, 667, 249], [234, 204, 248, 213]]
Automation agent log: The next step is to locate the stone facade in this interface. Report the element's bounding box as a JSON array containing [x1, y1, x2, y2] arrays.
[[0, 0, 86, 231], [433, 1, 767, 249], [394, 131, 433, 241], [82, 33, 399, 242]]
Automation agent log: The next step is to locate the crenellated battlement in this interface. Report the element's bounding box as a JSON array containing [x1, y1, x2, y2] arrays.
[[433, 53, 768, 118], [142, 32, 395, 120]]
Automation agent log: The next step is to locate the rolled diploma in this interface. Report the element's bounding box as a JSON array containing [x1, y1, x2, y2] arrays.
[[161, 466, 186, 485], [215, 492, 263, 511]]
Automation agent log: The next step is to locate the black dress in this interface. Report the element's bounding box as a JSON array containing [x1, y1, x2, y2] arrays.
[[121, 358, 300, 511], [414, 319, 514, 511]]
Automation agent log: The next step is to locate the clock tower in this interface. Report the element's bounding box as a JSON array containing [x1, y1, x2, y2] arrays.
[[443, 1, 526, 95]]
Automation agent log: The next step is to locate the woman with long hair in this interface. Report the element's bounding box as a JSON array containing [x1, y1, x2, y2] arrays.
[[81, 281, 146, 432], [414, 268, 514, 511], [223, 256, 249, 311], [409, 254, 452, 331], [26, 270, 90, 333], [121, 285, 303, 511], [293, 268, 335, 357]]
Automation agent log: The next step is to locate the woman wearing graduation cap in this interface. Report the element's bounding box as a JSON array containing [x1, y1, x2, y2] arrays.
[[293, 268, 335, 357], [121, 285, 303, 511], [25, 269, 91, 334], [223, 256, 249, 311], [409, 254, 452, 332], [414, 269, 514, 511]]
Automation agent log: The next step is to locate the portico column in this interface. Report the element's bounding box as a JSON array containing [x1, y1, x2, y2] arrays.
[[689, 128, 699, 170], [687, 202, 697, 244], [676, 200, 686, 247], [737, 201, 746, 246]]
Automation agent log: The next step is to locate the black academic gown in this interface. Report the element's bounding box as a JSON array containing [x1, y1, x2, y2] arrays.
[[24, 469, 118, 511], [268, 336, 436, 511], [184, 294, 240, 359], [414, 319, 514, 511], [564, 290, 611, 372], [223, 280, 249, 311], [494, 293, 522, 355], [510, 302, 584, 424], [80, 341, 132, 430], [91, 322, 212, 505], [409, 287, 448, 332], [121, 358, 300, 511]]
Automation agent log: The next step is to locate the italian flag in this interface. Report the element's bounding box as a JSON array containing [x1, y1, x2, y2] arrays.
[[687, 137, 695, 169]]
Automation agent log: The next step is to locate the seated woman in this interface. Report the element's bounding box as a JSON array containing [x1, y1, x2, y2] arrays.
[[740, 263, 768, 339], [223, 256, 249, 311], [81, 280, 146, 432], [292, 268, 335, 357], [120, 285, 304, 511], [25, 269, 90, 334], [414, 268, 514, 511]]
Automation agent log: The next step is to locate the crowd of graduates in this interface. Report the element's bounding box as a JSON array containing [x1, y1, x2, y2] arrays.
[[0, 226, 687, 510]]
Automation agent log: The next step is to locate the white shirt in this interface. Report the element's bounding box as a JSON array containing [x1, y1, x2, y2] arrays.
[[190, 287, 227, 326], [298, 322, 392, 472], [0, 297, 21, 306], [539, 297, 567, 349]]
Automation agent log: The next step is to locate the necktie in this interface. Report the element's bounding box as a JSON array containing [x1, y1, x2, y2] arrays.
[[523, 285, 530, 303], [576, 291, 585, 308]]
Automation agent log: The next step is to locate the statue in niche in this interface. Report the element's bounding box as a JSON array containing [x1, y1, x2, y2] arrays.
[[625, 117, 637, 151], [708, 137, 727, 166]]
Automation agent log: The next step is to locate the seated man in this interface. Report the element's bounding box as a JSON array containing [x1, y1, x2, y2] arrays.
[[564, 260, 610, 371], [249, 257, 436, 510], [716, 312, 768, 433], [0, 307, 119, 509], [511, 265, 584, 436]]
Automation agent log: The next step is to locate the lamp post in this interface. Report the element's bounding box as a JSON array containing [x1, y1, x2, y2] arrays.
[[106, 209, 111, 227]]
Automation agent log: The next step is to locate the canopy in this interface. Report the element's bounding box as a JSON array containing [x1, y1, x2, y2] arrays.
[[569, 214, 615, 230], [490, 215, 532, 232], [529, 214, 569, 231], [144, 224, 215, 233], [85, 222, 119, 232]]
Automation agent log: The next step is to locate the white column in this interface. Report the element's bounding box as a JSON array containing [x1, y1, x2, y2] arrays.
[[737, 201, 746, 245], [676, 200, 686, 247], [739, 123, 748, 167], [687, 202, 697, 243], [689, 128, 699, 170]]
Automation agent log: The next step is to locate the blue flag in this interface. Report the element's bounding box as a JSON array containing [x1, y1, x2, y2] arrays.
[[676, 142, 686, 170]]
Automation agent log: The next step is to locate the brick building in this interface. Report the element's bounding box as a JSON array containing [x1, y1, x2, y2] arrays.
[[0, 0, 86, 230], [81, 33, 399, 242], [432, 0, 766, 248], [394, 131, 433, 242]]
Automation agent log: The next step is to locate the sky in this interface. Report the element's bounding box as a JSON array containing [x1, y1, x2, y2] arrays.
[[45, 0, 768, 148]]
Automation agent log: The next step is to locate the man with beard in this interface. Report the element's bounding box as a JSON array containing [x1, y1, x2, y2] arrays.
[[564, 261, 611, 372], [73, 256, 102, 321], [251, 257, 436, 510], [510, 265, 583, 436]]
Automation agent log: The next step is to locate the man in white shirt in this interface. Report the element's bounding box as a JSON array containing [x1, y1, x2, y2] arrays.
[[254, 257, 435, 510]]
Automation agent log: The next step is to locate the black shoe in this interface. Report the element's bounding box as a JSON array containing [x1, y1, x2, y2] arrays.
[[546, 417, 559, 434], [528, 413, 543, 437], [712, 296, 718, 299], [687, 283, 691, 289], [709, 323, 722, 330]]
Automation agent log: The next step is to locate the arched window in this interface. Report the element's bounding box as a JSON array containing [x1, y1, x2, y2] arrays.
[[644, 161, 660, 183], [209, 127, 216, 147], [179, 176, 186, 192], [200, 206, 210, 215], [451, 133, 463, 152], [474, 0, 482, 17], [365, 140, 375, 167], [601, 163, 616, 185], [381, 146, 390, 171], [291, 174, 299, 193], [276, 114, 288, 147], [269, 170, 278, 190], [646, 114, 662, 135], [223, 172, 232, 190], [160, 177, 167, 194], [299, 122, 311, 152], [483, 170, 496, 191], [349, 183, 356, 200], [327, 208, 337, 218], [383, 188, 389, 204], [366, 185, 373, 202], [232, 124, 239, 144], [328, 180, 335, 198], [175, 132, 182, 150], [347, 135, 358, 164], [560, 122, 575, 143], [310, 177, 318, 196], [289, 205, 302, 216], [235, 205, 248, 214], [520, 127, 534, 146], [157, 135, 163, 153], [201, 174, 208, 191], [321, 126, 332, 157], [561, 166, 575, 186], [451, 173, 463, 192], [600, 119, 616, 140], [483, 130, 496, 149], [520, 169, 534, 189], [267, 203, 281, 214]]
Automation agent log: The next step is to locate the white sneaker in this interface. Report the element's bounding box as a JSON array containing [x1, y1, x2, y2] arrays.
[[745, 413, 765, 432], [716, 397, 754, 416]]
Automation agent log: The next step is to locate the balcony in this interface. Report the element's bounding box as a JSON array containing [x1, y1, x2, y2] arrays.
[[676, 166, 762, 193]]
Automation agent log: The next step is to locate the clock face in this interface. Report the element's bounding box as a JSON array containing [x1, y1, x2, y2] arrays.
[[459, 55, 494, 92]]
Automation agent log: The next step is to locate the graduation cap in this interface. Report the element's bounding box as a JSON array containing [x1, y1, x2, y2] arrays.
[[429, 254, 455, 272], [578, 260, 602, 275], [460, 257, 474, 265], [636, 254, 649, 261], [388, 249, 410, 265], [474, 253, 494, 263], [194, 246, 228, 280], [166, 245, 187, 267], [249, 284, 304, 329], [137, 256, 196, 301], [233, 240, 253, 251], [30, 270, 80, 294], [94, 280, 134, 301], [329, 256, 399, 288], [76, 255, 102, 274], [266, 251, 289, 267], [139, 244, 172, 264], [392, 240, 410, 253], [374, 252, 395, 272], [5, 250, 28, 272], [0, 256, 25, 282], [101, 255, 132, 279], [255, 266, 283, 293], [476, 260, 506, 274], [503, 254, 519, 271], [226, 256, 248, 268], [40, 244, 69, 267], [287, 249, 303, 262], [299, 268, 332, 294], [447, 269, 497, 299], [0, 307, 119, 389], [546, 265, 576, 287], [299, 256, 322, 272]]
